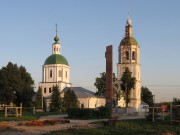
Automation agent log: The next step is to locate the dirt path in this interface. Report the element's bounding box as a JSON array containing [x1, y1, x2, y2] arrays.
[[0, 116, 102, 135]]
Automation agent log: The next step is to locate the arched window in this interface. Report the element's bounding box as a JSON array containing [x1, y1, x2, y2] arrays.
[[126, 51, 129, 60], [66, 71, 67, 78], [57, 48, 58, 51], [132, 51, 136, 60], [54, 47, 56, 52], [50, 70, 52, 78], [44, 88, 46, 93], [49, 88, 51, 93], [59, 70, 62, 77]]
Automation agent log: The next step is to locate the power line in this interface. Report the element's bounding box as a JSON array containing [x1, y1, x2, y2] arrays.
[[143, 85, 180, 86]]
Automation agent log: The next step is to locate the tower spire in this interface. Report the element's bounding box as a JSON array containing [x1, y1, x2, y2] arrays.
[[52, 24, 61, 54], [54, 24, 59, 43], [56, 24, 58, 37], [127, 12, 132, 26], [125, 13, 132, 37]]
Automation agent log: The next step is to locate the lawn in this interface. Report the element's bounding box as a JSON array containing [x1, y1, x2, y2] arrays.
[[0, 111, 37, 121], [0, 110, 66, 121], [41, 119, 180, 135]]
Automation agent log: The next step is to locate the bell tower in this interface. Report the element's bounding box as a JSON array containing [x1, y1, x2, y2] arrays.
[[117, 16, 141, 110]]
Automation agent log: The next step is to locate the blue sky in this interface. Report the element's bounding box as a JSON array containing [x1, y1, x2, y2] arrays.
[[0, 0, 180, 102]]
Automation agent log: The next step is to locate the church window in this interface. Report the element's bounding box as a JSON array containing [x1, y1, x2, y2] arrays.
[[50, 70, 52, 78], [126, 51, 129, 60], [44, 88, 46, 93], [54, 47, 56, 52], [65, 71, 67, 78], [59, 70, 62, 77], [132, 51, 136, 60], [49, 88, 51, 93]]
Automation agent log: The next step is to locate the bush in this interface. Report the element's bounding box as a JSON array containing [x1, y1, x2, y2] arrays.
[[98, 106, 112, 118], [68, 107, 111, 119], [175, 107, 180, 119]]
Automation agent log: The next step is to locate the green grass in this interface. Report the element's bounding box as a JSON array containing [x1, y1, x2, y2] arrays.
[[0, 110, 66, 121], [41, 119, 180, 135], [0, 111, 37, 121]]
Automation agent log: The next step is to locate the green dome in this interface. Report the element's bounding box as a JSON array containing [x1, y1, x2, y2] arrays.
[[44, 54, 69, 65], [120, 37, 138, 46]]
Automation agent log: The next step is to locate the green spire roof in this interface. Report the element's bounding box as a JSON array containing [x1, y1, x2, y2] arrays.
[[44, 54, 69, 65], [120, 37, 138, 46]]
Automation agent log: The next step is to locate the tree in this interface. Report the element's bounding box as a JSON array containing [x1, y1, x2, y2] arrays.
[[173, 97, 180, 105], [94, 72, 120, 98], [120, 67, 136, 107], [62, 88, 78, 111], [94, 72, 106, 96], [0, 62, 34, 106], [50, 85, 62, 112], [141, 87, 154, 106], [35, 86, 43, 108]]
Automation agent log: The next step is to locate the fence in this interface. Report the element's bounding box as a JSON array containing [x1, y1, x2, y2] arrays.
[[4, 103, 22, 117], [0, 104, 11, 110], [170, 103, 180, 125], [146, 107, 165, 122]]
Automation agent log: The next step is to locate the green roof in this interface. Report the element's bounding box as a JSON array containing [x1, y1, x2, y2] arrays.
[[44, 54, 69, 65], [120, 37, 139, 46]]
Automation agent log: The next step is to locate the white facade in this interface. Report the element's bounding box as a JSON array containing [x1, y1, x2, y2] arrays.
[[42, 64, 70, 84], [117, 17, 141, 110], [78, 97, 105, 108]]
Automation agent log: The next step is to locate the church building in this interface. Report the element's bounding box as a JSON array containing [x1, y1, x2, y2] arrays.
[[39, 29, 105, 111], [117, 16, 141, 110], [39, 16, 142, 111], [39, 30, 71, 109]]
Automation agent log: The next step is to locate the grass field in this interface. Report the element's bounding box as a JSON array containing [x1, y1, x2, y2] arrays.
[[0, 110, 65, 121], [0, 111, 37, 121], [41, 119, 180, 135]]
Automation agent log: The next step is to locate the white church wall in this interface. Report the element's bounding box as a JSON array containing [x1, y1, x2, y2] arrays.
[[78, 97, 105, 108], [43, 64, 70, 84]]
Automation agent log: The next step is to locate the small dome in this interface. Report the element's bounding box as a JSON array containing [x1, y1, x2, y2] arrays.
[[54, 36, 59, 43], [127, 17, 132, 26], [120, 37, 138, 46], [44, 54, 69, 65]]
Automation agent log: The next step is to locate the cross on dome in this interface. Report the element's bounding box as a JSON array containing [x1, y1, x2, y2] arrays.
[[54, 24, 59, 43]]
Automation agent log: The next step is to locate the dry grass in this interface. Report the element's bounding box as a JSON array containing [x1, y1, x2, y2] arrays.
[[0, 123, 12, 130], [0, 123, 24, 132]]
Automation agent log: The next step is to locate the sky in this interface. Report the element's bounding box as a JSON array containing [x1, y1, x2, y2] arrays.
[[0, 0, 180, 102]]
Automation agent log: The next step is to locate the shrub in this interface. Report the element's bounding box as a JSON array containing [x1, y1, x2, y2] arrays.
[[175, 107, 180, 119], [68, 107, 111, 119], [98, 106, 112, 118]]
